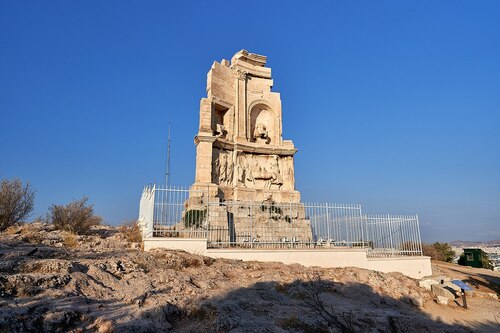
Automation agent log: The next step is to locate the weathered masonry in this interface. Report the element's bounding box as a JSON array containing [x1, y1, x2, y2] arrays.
[[139, 50, 432, 279], [190, 50, 299, 204]]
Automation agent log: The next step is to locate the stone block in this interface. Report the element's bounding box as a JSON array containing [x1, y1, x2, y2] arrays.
[[436, 295, 449, 306], [419, 279, 439, 291], [431, 284, 456, 300]]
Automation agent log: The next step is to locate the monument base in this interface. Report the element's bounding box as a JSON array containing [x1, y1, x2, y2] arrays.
[[219, 186, 301, 203], [188, 183, 219, 206]]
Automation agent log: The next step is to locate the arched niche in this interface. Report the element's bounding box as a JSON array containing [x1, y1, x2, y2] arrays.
[[249, 103, 277, 145]]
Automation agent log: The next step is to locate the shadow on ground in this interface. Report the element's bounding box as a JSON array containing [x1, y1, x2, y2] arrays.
[[2, 278, 499, 332], [1, 228, 500, 332]]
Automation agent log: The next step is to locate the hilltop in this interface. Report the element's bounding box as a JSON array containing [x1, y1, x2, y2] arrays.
[[451, 240, 500, 248], [0, 223, 499, 332]]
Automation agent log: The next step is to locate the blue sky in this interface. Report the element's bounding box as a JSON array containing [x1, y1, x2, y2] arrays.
[[1, 1, 499, 242]]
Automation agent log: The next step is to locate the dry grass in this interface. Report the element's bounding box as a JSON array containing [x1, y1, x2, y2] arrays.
[[119, 220, 142, 243], [278, 315, 326, 333], [188, 304, 218, 322], [202, 256, 215, 266], [184, 257, 202, 268], [63, 232, 78, 248], [18, 226, 44, 244], [4, 224, 23, 235]]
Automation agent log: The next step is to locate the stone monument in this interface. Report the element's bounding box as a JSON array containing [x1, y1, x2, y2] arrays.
[[190, 50, 300, 204]]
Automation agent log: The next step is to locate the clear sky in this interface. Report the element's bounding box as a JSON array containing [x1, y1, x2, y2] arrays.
[[1, 1, 499, 242]]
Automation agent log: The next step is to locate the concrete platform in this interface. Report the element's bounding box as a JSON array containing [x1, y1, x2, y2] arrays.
[[143, 237, 432, 279]]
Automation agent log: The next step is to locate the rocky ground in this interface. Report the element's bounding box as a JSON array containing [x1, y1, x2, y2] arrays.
[[0, 223, 499, 332]]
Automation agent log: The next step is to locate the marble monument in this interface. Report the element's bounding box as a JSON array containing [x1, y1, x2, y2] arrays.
[[190, 50, 300, 204]]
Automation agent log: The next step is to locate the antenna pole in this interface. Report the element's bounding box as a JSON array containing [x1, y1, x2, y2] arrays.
[[166, 122, 171, 188]]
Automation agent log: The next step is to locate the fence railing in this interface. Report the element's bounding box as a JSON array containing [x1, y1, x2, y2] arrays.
[[138, 186, 423, 257], [364, 214, 423, 257]]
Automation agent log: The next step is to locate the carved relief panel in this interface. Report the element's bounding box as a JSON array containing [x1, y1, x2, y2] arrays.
[[231, 152, 294, 190], [212, 148, 233, 186]]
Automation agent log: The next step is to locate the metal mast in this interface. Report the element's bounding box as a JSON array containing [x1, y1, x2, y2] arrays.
[[165, 122, 171, 188]]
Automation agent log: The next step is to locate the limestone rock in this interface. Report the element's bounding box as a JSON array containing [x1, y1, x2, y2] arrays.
[[431, 284, 456, 300], [436, 295, 449, 306], [410, 295, 424, 308], [2, 223, 496, 333], [419, 279, 439, 290]]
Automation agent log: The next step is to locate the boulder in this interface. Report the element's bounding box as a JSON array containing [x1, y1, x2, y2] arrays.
[[436, 295, 449, 306], [431, 284, 456, 300], [418, 279, 439, 291], [410, 295, 424, 308]]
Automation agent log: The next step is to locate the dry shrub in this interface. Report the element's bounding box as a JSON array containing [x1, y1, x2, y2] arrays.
[[187, 304, 218, 322], [49, 197, 101, 235], [63, 232, 78, 248], [278, 315, 325, 333], [20, 228, 44, 244], [119, 220, 142, 243], [184, 257, 202, 268], [4, 224, 23, 235], [422, 242, 455, 262], [0, 178, 34, 232], [202, 256, 215, 266], [275, 282, 288, 294]]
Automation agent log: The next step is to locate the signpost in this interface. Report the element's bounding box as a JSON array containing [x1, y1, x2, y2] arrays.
[[451, 279, 472, 309]]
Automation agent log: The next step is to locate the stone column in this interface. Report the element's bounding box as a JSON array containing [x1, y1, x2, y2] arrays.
[[234, 69, 247, 142], [194, 135, 216, 183], [198, 98, 212, 134]]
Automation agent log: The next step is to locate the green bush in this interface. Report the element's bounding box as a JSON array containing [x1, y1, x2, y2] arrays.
[[183, 209, 206, 228], [260, 203, 283, 216]]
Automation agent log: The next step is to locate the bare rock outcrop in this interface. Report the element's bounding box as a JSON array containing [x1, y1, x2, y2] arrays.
[[1, 223, 499, 332]]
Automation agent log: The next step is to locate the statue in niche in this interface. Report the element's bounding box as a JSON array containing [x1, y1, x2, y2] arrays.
[[215, 124, 226, 138], [253, 123, 270, 144]]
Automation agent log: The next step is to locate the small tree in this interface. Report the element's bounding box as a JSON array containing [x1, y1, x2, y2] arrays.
[[479, 250, 494, 270], [49, 197, 101, 235], [0, 178, 35, 231], [422, 242, 455, 262]]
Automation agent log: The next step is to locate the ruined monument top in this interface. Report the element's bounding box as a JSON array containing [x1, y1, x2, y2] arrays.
[[231, 49, 267, 68], [191, 50, 300, 203]]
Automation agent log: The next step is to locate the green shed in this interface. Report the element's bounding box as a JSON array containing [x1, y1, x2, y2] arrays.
[[462, 248, 483, 268]]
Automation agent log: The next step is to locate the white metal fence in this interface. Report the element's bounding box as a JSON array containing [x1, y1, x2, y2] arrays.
[[138, 186, 423, 256], [364, 214, 423, 257]]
